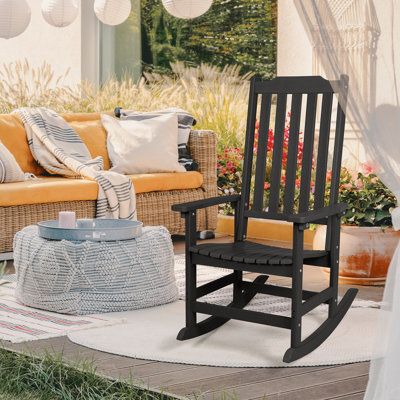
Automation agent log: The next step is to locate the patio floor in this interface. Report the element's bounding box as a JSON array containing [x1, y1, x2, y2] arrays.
[[2, 235, 383, 400]]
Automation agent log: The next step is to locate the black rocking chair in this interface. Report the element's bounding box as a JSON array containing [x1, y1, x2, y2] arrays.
[[172, 75, 358, 363]]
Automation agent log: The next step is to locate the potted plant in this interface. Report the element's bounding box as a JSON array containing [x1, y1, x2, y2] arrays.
[[313, 165, 399, 285]]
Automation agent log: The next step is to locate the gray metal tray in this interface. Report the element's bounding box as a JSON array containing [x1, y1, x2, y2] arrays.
[[37, 219, 143, 242]]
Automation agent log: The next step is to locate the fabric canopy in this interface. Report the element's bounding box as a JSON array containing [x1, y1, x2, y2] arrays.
[[295, 1, 400, 399]]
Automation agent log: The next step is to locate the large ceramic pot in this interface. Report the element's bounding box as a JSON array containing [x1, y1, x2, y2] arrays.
[[313, 225, 400, 285]]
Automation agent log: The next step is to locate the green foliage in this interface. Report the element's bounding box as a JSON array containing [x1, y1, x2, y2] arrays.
[[337, 167, 396, 227], [141, 0, 277, 77], [0, 348, 172, 400], [217, 147, 243, 214]]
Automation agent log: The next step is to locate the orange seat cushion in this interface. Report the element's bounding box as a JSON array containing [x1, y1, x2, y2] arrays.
[[129, 172, 203, 194], [0, 172, 203, 206]]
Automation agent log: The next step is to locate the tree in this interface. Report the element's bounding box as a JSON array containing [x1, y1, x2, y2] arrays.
[[141, 0, 277, 77]]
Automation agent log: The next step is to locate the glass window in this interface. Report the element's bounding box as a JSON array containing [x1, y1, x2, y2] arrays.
[[100, 0, 141, 83]]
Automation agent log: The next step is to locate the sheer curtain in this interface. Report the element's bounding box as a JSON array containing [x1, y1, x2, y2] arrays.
[[294, 1, 400, 399]]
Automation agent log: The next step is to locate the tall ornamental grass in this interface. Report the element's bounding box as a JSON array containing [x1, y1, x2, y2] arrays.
[[0, 60, 251, 151]]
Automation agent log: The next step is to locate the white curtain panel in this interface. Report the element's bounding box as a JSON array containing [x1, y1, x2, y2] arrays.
[[295, 1, 400, 399]]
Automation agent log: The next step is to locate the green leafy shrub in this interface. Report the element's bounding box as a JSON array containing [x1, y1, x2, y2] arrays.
[[337, 166, 396, 227]]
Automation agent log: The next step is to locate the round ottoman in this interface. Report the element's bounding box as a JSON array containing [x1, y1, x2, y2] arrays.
[[13, 225, 179, 315]]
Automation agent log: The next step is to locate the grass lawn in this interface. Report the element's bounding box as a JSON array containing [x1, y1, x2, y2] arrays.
[[0, 392, 42, 400], [0, 347, 174, 400]]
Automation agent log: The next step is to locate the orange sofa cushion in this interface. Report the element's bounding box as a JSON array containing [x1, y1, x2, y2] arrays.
[[0, 113, 112, 174], [0, 172, 203, 207], [60, 113, 112, 170], [0, 114, 45, 175], [68, 119, 111, 170]]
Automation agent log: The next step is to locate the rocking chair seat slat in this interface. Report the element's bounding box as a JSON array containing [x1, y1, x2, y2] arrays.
[[190, 241, 327, 266]]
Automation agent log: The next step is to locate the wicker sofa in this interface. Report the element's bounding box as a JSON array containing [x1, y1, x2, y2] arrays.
[[0, 113, 218, 259]]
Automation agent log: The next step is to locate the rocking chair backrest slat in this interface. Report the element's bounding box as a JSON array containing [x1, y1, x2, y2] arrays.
[[237, 77, 260, 240], [268, 93, 287, 213], [314, 92, 334, 209], [253, 94, 272, 212], [283, 93, 303, 214], [298, 93, 318, 213], [238, 75, 348, 235], [329, 76, 349, 205]]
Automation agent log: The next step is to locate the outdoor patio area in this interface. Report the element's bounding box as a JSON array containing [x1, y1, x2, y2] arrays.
[[1, 0, 400, 399], [2, 235, 383, 400]]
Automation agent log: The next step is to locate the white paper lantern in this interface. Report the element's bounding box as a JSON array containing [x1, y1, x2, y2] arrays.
[[0, 0, 31, 39], [41, 0, 79, 28], [162, 0, 213, 19], [94, 0, 131, 26]]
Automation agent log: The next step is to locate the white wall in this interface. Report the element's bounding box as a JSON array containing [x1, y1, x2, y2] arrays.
[[0, 0, 84, 87], [277, 0, 371, 168], [277, 1, 312, 77], [0, 0, 141, 88]]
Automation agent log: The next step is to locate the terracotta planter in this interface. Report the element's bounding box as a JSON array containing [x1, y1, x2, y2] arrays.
[[313, 225, 400, 286]]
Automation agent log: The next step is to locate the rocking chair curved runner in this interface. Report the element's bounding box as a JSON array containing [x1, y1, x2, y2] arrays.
[[172, 75, 358, 363]]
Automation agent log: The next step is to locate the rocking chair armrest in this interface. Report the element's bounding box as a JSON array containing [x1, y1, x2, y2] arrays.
[[172, 194, 241, 213], [286, 203, 348, 224]]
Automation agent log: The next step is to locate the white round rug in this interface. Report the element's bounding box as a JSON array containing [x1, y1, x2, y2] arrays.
[[68, 300, 380, 367]]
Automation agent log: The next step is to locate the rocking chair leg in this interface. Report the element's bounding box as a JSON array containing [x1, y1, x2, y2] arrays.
[[328, 215, 340, 318], [283, 219, 358, 363], [290, 224, 304, 349], [233, 270, 243, 305], [177, 274, 268, 341], [283, 288, 358, 363], [185, 261, 197, 330]]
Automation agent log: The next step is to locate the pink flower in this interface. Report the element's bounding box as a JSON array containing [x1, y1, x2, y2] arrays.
[[362, 162, 374, 175], [355, 179, 363, 189]]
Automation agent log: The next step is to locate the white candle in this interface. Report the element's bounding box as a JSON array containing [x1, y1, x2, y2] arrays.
[[58, 211, 76, 229]]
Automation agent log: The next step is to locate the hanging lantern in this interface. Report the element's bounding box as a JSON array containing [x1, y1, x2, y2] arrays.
[[162, 0, 213, 19], [41, 0, 79, 28], [0, 0, 31, 39], [94, 0, 131, 26]]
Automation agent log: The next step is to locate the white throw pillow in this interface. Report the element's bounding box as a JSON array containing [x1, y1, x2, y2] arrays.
[[102, 114, 186, 174], [0, 141, 27, 183]]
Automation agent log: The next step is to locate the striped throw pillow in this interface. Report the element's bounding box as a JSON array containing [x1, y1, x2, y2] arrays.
[[114, 107, 199, 171], [0, 141, 27, 183]]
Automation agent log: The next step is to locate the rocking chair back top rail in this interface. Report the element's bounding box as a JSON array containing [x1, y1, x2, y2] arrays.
[[238, 74, 349, 243], [172, 75, 357, 364]]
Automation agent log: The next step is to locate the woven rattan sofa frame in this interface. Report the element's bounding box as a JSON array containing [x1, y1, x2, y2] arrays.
[[172, 75, 358, 363], [0, 130, 218, 260]]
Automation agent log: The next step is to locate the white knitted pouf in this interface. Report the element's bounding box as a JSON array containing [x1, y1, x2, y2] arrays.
[[13, 225, 179, 315]]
